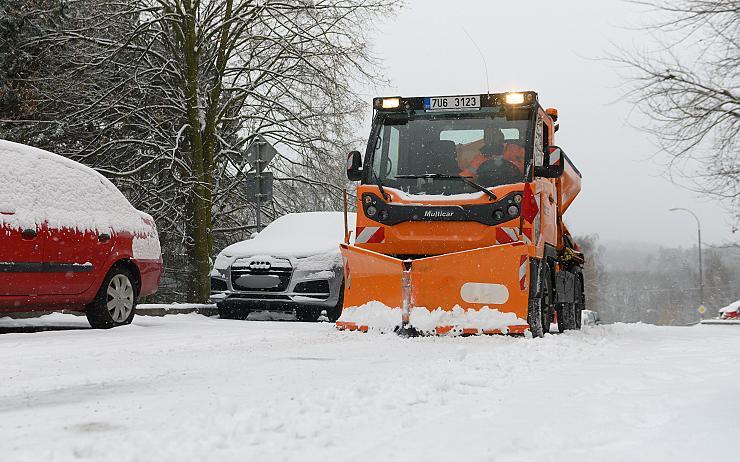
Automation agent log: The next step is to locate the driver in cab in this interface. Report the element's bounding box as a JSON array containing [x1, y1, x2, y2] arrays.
[[456, 128, 524, 185]]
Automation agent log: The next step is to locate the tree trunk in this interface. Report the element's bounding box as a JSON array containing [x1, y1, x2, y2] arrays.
[[182, 1, 212, 303]]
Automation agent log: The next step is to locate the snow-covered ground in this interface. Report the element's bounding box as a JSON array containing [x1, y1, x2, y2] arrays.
[[1, 314, 738, 462]]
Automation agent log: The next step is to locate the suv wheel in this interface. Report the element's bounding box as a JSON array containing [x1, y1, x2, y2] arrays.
[[325, 282, 344, 322], [295, 306, 321, 322], [86, 266, 137, 329], [217, 303, 250, 320]]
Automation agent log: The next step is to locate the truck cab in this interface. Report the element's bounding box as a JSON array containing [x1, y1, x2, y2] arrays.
[[339, 92, 584, 337]]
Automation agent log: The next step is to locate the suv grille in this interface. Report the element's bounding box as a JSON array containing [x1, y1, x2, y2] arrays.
[[231, 257, 292, 292]]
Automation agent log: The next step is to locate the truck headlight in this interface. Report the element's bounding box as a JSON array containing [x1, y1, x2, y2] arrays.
[[505, 93, 525, 105], [382, 98, 400, 109]]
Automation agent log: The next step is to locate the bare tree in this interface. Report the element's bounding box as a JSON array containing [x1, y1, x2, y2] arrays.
[[2, 0, 399, 302], [574, 234, 608, 312], [616, 1, 739, 228]]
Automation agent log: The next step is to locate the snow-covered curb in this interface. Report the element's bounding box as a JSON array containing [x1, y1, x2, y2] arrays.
[[136, 304, 217, 317]]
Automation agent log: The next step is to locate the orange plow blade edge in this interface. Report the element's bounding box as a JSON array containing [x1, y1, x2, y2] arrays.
[[336, 242, 532, 335]]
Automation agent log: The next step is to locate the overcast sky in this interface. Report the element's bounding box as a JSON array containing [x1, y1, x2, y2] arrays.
[[357, 0, 737, 247]]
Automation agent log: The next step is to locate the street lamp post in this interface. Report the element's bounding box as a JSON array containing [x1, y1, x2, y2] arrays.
[[669, 208, 704, 315]]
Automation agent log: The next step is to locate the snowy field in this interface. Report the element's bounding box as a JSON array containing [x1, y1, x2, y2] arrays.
[[1, 314, 738, 462]]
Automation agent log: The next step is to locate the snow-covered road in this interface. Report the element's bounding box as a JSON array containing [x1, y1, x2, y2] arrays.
[[1, 314, 738, 462]]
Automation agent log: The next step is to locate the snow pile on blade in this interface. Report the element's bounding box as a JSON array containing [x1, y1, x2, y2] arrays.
[[337, 301, 403, 333], [409, 305, 526, 333], [338, 301, 527, 334]]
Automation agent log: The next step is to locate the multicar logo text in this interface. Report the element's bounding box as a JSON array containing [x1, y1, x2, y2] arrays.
[[423, 210, 454, 218]]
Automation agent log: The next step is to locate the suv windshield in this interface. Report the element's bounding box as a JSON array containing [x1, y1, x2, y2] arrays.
[[366, 108, 532, 195]]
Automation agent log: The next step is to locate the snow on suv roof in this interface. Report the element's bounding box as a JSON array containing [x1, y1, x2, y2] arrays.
[[0, 140, 148, 233], [221, 212, 356, 258]]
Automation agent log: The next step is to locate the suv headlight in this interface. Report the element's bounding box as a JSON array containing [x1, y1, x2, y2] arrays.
[[213, 253, 235, 270]]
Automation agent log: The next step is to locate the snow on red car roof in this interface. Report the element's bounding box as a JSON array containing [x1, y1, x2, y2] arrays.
[[0, 140, 148, 233]]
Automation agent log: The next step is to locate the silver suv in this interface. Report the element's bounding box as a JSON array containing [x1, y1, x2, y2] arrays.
[[210, 212, 355, 322]]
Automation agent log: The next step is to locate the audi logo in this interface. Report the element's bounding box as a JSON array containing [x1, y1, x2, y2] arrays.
[[249, 260, 271, 271]]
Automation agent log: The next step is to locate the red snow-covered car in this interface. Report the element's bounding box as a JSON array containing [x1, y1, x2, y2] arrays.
[[0, 140, 162, 328], [719, 300, 739, 320]]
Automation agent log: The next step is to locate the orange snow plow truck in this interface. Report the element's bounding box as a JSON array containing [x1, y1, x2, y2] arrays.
[[337, 91, 584, 337]]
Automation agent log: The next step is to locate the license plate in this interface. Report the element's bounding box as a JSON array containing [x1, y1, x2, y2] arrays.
[[424, 95, 480, 111], [235, 274, 280, 289]]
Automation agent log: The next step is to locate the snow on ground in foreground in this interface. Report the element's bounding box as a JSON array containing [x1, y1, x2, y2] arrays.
[[1, 315, 738, 462]]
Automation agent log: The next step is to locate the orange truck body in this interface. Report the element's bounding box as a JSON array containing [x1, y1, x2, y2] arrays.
[[338, 92, 583, 336]]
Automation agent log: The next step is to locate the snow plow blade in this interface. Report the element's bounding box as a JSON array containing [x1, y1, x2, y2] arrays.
[[336, 242, 531, 335]]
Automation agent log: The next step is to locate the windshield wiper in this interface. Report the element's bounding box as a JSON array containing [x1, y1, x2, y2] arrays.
[[395, 174, 497, 201], [371, 169, 391, 201]]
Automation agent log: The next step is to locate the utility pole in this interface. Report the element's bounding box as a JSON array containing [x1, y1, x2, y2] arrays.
[[669, 207, 704, 317]]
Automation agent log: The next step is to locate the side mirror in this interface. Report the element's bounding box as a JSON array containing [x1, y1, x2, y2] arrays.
[[346, 150, 362, 181], [534, 146, 565, 178], [250, 232, 259, 239]]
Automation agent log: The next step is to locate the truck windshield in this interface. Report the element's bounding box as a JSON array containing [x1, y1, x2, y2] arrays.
[[367, 108, 532, 195]]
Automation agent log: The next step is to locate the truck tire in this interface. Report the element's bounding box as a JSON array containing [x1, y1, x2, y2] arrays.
[[217, 303, 250, 320], [86, 266, 137, 329], [574, 274, 585, 330], [527, 297, 544, 338], [541, 264, 553, 334], [296, 306, 321, 322], [325, 282, 344, 323], [556, 302, 577, 332]]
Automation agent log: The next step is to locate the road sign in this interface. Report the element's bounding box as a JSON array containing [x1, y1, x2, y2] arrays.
[[245, 134, 278, 167], [697, 305, 707, 315], [244, 134, 279, 231], [245, 171, 273, 201]]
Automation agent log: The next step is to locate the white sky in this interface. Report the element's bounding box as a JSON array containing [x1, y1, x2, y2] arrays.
[[358, 0, 737, 247]]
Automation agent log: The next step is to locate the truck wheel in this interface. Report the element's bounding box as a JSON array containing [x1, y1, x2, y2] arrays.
[[574, 275, 585, 330], [541, 265, 553, 334], [86, 266, 137, 329], [556, 302, 577, 332], [217, 303, 250, 320], [325, 282, 344, 323], [527, 297, 544, 338], [295, 307, 321, 322]]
